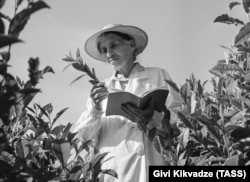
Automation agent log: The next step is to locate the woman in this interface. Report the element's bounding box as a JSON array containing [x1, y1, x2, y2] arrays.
[[74, 24, 182, 182]]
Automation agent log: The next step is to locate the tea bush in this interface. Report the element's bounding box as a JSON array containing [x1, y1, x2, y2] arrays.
[[164, 0, 250, 166], [0, 1, 117, 181]]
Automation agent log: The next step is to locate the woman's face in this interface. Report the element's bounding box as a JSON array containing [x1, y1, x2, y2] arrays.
[[98, 33, 135, 72]]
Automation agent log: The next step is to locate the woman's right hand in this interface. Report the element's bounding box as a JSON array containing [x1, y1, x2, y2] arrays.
[[90, 82, 109, 110]]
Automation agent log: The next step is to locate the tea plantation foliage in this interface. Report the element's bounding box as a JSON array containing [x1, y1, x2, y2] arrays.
[[0, 0, 250, 182]]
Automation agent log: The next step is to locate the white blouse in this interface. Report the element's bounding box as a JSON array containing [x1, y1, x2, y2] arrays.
[[74, 63, 182, 182]]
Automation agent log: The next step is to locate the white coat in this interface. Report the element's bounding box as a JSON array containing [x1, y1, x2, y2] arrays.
[[74, 63, 182, 182]]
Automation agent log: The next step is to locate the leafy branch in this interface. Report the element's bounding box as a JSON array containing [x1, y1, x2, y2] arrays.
[[62, 48, 100, 85], [213, 0, 250, 26]]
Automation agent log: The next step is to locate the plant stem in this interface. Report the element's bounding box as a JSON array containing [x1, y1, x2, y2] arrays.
[[219, 104, 230, 157]]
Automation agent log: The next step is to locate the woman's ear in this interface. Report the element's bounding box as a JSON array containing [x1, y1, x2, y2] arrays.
[[130, 41, 136, 52]]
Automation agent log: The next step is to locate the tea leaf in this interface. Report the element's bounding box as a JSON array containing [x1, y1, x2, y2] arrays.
[[211, 77, 217, 92], [72, 62, 84, 72], [209, 69, 223, 78], [0, 34, 22, 48], [15, 76, 24, 88], [70, 74, 86, 85], [243, 0, 250, 13], [70, 165, 82, 174], [230, 127, 250, 140], [190, 91, 197, 113], [210, 63, 243, 73], [43, 103, 53, 115], [235, 22, 250, 46], [75, 57, 84, 65], [194, 114, 221, 129], [237, 46, 250, 53], [92, 68, 96, 80], [35, 103, 49, 119], [220, 45, 235, 55], [61, 123, 73, 140], [244, 101, 250, 110], [28, 57, 41, 86], [52, 107, 69, 126], [182, 128, 190, 148], [245, 160, 250, 166], [27, 113, 38, 128], [208, 146, 223, 156], [78, 140, 92, 152], [82, 163, 91, 174], [177, 151, 187, 166], [202, 80, 209, 91], [23, 92, 37, 108], [231, 98, 243, 111], [213, 14, 244, 26], [76, 48, 81, 58], [28, 1, 50, 14], [43, 66, 55, 74], [26, 106, 35, 114], [63, 63, 73, 72], [91, 152, 108, 168], [85, 64, 97, 81], [206, 125, 221, 143], [224, 124, 238, 134], [89, 80, 99, 85], [50, 125, 64, 137], [177, 112, 194, 129], [52, 141, 71, 167], [68, 168, 82, 181], [62, 55, 75, 62], [8, 1, 50, 37], [8, 9, 30, 37], [36, 117, 50, 134], [17, 0, 23, 7], [224, 155, 238, 166], [180, 82, 191, 105], [217, 77, 224, 95], [16, 139, 30, 159], [229, 2, 241, 10], [223, 109, 239, 119], [68, 132, 77, 143], [230, 110, 247, 124], [18, 87, 40, 95], [101, 169, 118, 178]]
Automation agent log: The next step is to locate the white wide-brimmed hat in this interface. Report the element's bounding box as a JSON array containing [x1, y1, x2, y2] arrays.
[[84, 24, 148, 61]]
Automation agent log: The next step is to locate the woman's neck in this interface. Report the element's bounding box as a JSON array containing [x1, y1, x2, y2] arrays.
[[117, 62, 136, 78]]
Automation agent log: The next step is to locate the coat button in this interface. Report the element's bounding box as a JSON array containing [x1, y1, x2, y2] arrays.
[[136, 147, 145, 156]]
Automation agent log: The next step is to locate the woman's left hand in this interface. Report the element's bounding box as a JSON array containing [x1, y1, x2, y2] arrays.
[[121, 98, 154, 130]]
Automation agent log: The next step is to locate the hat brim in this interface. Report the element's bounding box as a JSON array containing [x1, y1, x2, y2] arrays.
[[84, 25, 148, 61]]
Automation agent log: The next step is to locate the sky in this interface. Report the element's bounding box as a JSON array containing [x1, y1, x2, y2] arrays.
[[1, 0, 247, 128]]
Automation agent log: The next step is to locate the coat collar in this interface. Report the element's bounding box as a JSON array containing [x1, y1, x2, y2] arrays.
[[111, 62, 145, 81]]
